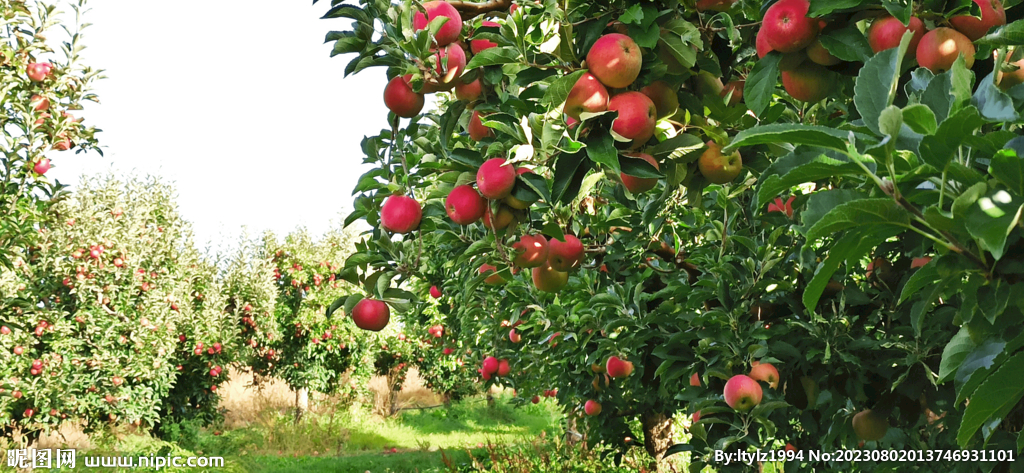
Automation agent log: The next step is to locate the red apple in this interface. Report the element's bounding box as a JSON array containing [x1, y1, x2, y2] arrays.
[[639, 81, 679, 119], [917, 28, 976, 73], [749, 362, 780, 389], [482, 356, 499, 375], [0, 326, 9, 335], [33, 158, 50, 175], [698, 140, 743, 184], [868, 16, 925, 55], [721, 80, 744, 106], [586, 34, 642, 88], [606, 356, 634, 378], [806, 39, 840, 65], [692, 410, 701, 423], [455, 78, 483, 101], [445, 185, 487, 224], [30, 95, 49, 111], [620, 152, 659, 194], [482, 204, 515, 231], [532, 395, 540, 404], [477, 158, 517, 199], [584, 400, 602, 416], [351, 298, 391, 332], [690, 372, 701, 387], [430, 285, 442, 298], [479, 263, 505, 285], [547, 234, 584, 271], [13, 346, 24, 355], [433, 44, 467, 86], [723, 374, 763, 411], [509, 329, 521, 343], [608, 91, 657, 146], [496, 359, 510, 376], [852, 409, 889, 441], [380, 194, 422, 234], [950, 0, 1006, 41], [412, 1, 463, 46], [532, 264, 568, 293], [512, 233, 549, 268], [997, 57, 1024, 91], [383, 75, 425, 118], [471, 21, 499, 54], [761, 0, 819, 53], [781, 62, 834, 102], [467, 110, 493, 141], [563, 72, 609, 120], [26, 62, 52, 82]]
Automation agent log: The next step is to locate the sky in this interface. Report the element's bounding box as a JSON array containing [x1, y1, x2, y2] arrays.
[[47, 0, 390, 253]]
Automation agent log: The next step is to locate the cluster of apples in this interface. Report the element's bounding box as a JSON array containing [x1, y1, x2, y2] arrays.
[[718, 361, 779, 412], [582, 356, 634, 417], [480, 355, 510, 380]]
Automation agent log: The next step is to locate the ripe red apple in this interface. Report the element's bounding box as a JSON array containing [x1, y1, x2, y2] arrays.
[[479, 263, 506, 285], [509, 329, 521, 343], [723, 374, 763, 411], [383, 75, 425, 118], [351, 298, 391, 331], [852, 409, 889, 441], [620, 152, 659, 194], [639, 81, 679, 119], [433, 44, 467, 86], [692, 410, 701, 423], [430, 285, 442, 298], [477, 158, 517, 199], [512, 233, 549, 268], [0, 326, 10, 335], [785, 443, 796, 453], [698, 140, 743, 184], [412, 1, 463, 46], [868, 16, 925, 55], [608, 91, 657, 146], [532, 264, 568, 293], [26, 62, 52, 82], [532, 395, 540, 404], [380, 194, 422, 233], [30, 95, 49, 111], [950, 0, 1006, 41], [482, 356, 499, 375], [24, 408, 35, 418], [696, 0, 736, 12], [781, 62, 834, 102], [496, 359, 510, 376], [606, 356, 634, 378], [455, 78, 483, 101], [761, 0, 819, 53], [33, 158, 51, 175], [917, 28, 976, 73], [586, 34, 642, 88], [467, 110, 493, 141], [690, 372, 701, 387], [471, 21, 499, 54], [806, 39, 840, 65], [563, 72, 609, 120], [13, 346, 24, 355], [584, 400, 602, 416], [721, 80, 744, 106], [749, 362, 780, 389], [445, 185, 487, 224], [112, 376, 124, 386], [547, 234, 584, 271], [443, 347, 454, 355]]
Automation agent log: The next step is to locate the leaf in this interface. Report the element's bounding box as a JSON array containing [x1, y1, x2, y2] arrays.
[[977, 280, 1012, 325], [724, 123, 853, 154], [901, 104, 938, 135], [854, 33, 910, 136], [542, 70, 587, 107], [663, 444, 694, 458], [519, 171, 551, 203], [586, 132, 619, 173], [658, 34, 697, 70], [465, 47, 521, 69], [965, 188, 1024, 261], [797, 189, 868, 235], [940, 328, 977, 383], [322, 4, 369, 23], [619, 4, 643, 25], [990, 149, 1024, 195], [326, 31, 367, 56], [958, 352, 1024, 447], [326, 296, 346, 317], [756, 152, 863, 209], [818, 27, 873, 63], [878, 105, 903, 138], [745, 53, 781, 117], [551, 150, 588, 204], [972, 73, 1020, 122], [910, 274, 954, 337], [921, 70, 953, 123], [647, 133, 704, 161], [449, 148, 484, 168], [975, 19, 1024, 47], [808, 0, 861, 16], [803, 228, 882, 311], [956, 340, 1006, 403], [918, 106, 984, 171], [342, 294, 365, 318], [900, 262, 939, 305], [620, 154, 663, 178], [805, 198, 911, 242]]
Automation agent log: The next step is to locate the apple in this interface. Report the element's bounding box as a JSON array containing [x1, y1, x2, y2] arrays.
[[584, 400, 602, 416], [532, 395, 540, 404], [513, 234, 549, 268], [482, 356, 499, 375], [785, 443, 796, 453], [0, 326, 9, 335], [30, 95, 49, 111], [412, 1, 463, 46], [698, 140, 743, 184], [455, 78, 483, 101], [917, 28, 976, 73], [31, 158, 51, 175], [620, 152, 659, 194], [433, 44, 467, 86], [430, 285, 442, 298], [443, 347, 454, 355], [911, 256, 933, 269], [445, 185, 487, 224], [13, 346, 24, 355], [608, 92, 657, 146], [563, 72, 609, 120], [749, 362, 780, 389], [112, 376, 124, 386], [471, 21, 500, 54], [761, 0, 819, 53], [26, 62, 52, 82], [868, 16, 925, 55], [690, 372, 701, 387], [479, 263, 506, 285], [696, 0, 736, 12], [586, 34, 642, 88], [606, 356, 634, 378], [781, 62, 834, 102], [483, 204, 515, 232], [477, 158, 517, 199], [532, 264, 568, 292], [547, 234, 584, 271], [383, 75, 425, 118], [24, 408, 35, 418], [496, 359, 510, 376], [351, 298, 390, 332], [380, 194, 422, 234], [997, 56, 1024, 91], [467, 110, 493, 141], [717, 80, 743, 107], [509, 329, 521, 343], [852, 409, 888, 441], [504, 167, 537, 209], [806, 39, 840, 65], [639, 81, 678, 119], [950, 0, 1006, 41], [692, 411, 701, 423], [723, 374, 763, 411]]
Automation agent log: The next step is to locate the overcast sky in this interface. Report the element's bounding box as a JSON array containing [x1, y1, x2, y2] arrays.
[[47, 0, 389, 253]]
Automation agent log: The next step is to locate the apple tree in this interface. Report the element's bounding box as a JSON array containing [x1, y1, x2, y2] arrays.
[[316, 0, 1024, 470]]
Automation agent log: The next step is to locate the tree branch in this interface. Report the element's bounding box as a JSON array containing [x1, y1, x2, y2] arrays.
[[449, 0, 512, 17]]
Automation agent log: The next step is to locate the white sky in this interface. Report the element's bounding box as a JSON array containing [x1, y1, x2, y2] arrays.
[[47, 0, 390, 253]]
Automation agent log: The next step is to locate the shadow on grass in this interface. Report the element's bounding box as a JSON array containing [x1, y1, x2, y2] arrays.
[[236, 449, 477, 473]]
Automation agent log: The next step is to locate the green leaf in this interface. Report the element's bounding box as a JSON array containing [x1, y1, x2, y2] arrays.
[[342, 294, 365, 318], [956, 340, 1006, 402], [819, 27, 873, 63], [977, 280, 1012, 325], [878, 105, 903, 138], [322, 4, 369, 23], [465, 47, 521, 69], [918, 106, 983, 171], [552, 150, 589, 204], [972, 73, 1020, 122], [805, 198, 911, 242], [910, 274, 954, 337], [949, 56, 976, 116], [958, 352, 1024, 447], [724, 123, 854, 154], [658, 34, 697, 70], [808, 0, 861, 16], [803, 228, 883, 311], [854, 32, 910, 136], [620, 154, 663, 178], [449, 148, 484, 168], [975, 19, 1024, 47], [647, 133, 704, 161], [881, 0, 912, 25], [921, 70, 953, 123], [520, 171, 551, 204], [326, 296, 346, 318], [664, 444, 694, 458], [745, 53, 781, 118], [542, 70, 588, 107], [939, 328, 977, 383], [901, 104, 938, 135], [586, 133, 619, 173], [619, 4, 643, 24], [797, 189, 868, 234], [965, 188, 1024, 261], [990, 149, 1024, 195], [757, 152, 863, 209]]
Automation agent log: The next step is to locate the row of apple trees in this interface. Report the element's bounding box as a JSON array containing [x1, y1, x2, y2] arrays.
[[318, 0, 1024, 470]]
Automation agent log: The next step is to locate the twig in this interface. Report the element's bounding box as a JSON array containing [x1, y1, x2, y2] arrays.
[[449, 0, 512, 16]]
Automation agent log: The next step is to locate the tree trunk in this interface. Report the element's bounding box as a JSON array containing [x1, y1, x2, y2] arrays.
[[295, 387, 309, 422], [641, 411, 673, 462]]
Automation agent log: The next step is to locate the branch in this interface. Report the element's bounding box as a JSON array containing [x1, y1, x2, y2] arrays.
[[449, 0, 512, 16]]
